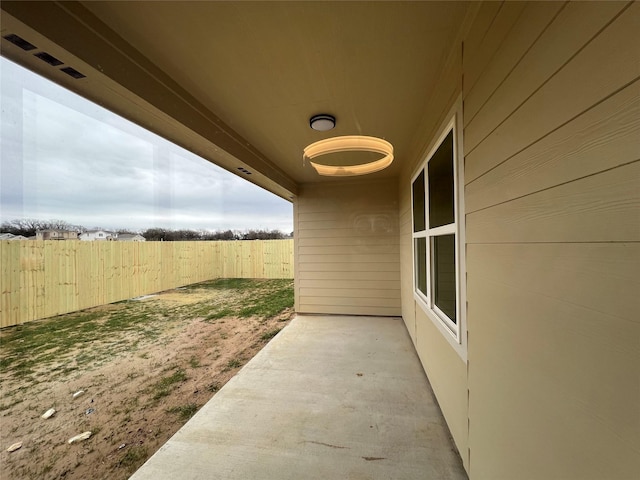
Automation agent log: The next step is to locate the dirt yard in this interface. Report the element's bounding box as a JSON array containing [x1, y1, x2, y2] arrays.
[[0, 278, 294, 479]]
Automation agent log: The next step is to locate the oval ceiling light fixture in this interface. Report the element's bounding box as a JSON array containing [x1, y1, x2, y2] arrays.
[[303, 135, 394, 176], [309, 114, 336, 131]]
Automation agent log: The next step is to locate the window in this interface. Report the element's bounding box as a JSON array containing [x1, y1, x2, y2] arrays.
[[411, 110, 464, 345]]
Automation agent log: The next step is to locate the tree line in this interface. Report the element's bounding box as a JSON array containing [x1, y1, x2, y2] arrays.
[[140, 228, 290, 241], [1, 219, 292, 241]]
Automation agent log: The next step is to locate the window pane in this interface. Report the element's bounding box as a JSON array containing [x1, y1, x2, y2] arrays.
[[433, 234, 456, 323], [412, 170, 425, 232], [428, 130, 454, 228], [415, 237, 427, 296]]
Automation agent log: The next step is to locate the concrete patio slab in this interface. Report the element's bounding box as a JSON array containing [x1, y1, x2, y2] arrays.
[[130, 315, 467, 480]]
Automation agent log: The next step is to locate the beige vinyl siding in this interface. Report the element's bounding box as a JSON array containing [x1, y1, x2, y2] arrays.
[[294, 179, 400, 316], [399, 200, 415, 342], [397, 12, 469, 467], [399, 2, 639, 479], [415, 307, 468, 466], [463, 2, 639, 479], [400, 160, 470, 470]]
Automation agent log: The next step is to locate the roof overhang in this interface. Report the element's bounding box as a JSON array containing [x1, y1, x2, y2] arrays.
[[1, 1, 475, 201]]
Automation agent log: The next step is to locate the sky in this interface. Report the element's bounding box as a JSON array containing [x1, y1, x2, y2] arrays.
[[0, 57, 293, 233]]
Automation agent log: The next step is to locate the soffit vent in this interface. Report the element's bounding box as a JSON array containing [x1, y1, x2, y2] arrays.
[[34, 51, 63, 67], [61, 67, 86, 79], [2, 33, 86, 80], [3, 33, 37, 51]]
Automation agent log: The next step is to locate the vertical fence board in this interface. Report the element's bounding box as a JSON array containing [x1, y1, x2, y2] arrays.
[[0, 239, 293, 327]]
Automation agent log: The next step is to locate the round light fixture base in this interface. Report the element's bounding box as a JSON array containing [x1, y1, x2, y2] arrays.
[[309, 114, 336, 131]]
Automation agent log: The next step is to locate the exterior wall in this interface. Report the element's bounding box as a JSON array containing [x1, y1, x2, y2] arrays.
[[294, 179, 400, 317], [36, 230, 78, 240], [117, 234, 146, 242], [80, 230, 116, 241], [400, 2, 639, 479], [463, 2, 639, 479], [398, 5, 470, 469]]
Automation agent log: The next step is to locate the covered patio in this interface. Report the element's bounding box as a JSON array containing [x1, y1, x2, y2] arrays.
[[130, 315, 467, 480], [2, 2, 636, 478]]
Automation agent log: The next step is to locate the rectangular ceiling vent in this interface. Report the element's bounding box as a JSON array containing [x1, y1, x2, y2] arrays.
[[34, 51, 64, 67], [3, 33, 37, 51], [61, 67, 86, 79], [3, 32, 86, 80]]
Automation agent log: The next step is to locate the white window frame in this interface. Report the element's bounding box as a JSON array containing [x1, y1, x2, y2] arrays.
[[411, 96, 467, 361]]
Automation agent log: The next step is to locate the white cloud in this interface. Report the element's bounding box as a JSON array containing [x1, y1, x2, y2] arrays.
[[0, 57, 293, 233]]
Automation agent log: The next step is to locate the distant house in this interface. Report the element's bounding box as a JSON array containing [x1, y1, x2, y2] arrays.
[[79, 230, 116, 241], [36, 229, 78, 241], [117, 233, 145, 242], [0, 233, 28, 241]]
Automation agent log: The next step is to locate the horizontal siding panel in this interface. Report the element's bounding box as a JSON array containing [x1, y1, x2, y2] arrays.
[[298, 244, 400, 256], [299, 254, 399, 264], [466, 81, 640, 213], [298, 262, 399, 273], [465, 3, 640, 183], [461, 0, 503, 66], [468, 246, 639, 477], [298, 279, 399, 291], [467, 161, 640, 243], [463, 1, 529, 99], [463, 1, 563, 124], [465, 1, 625, 148], [295, 179, 399, 317], [298, 270, 400, 281], [300, 288, 400, 299], [297, 228, 397, 239], [297, 304, 400, 316], [299, 296, 401, 308], [467, 243, 639, 324], [298, 236, 399, 247], [297, 210, 398, 223], [298, 218, 398, 232]]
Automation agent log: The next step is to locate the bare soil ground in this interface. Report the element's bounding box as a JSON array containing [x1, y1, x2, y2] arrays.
[[0, 278, 294, 479]]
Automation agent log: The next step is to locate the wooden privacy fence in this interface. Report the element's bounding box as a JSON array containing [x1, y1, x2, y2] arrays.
[[0, 239, 293, 328]]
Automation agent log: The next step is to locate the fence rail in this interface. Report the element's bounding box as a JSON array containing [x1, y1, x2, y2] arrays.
[[0, 239, 293, 328]]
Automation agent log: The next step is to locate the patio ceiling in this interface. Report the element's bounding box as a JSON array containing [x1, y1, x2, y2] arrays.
[[0, 1, 471, 199]]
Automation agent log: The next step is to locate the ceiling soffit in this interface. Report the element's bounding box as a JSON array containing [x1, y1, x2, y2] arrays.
[[2, 1, 470, 192]]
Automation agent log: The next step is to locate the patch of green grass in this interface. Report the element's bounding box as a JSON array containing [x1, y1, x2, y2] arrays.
[[149, 369, 187, 400], [104, 310, 156, 332], [226, 359, 242, 369], [238, 280, 294, 319], [166, 403, 198, 421], [185, 278, 258, 291], [188, 356, 200, 368], [0, 278, 293, 391], [119, 445, 148, 470], [204, 308, 234, 321], [260, 328, 282, 341], [206, 382, 220, 393], [0, 311, 104, 372], [0, 301, 167, 377]]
